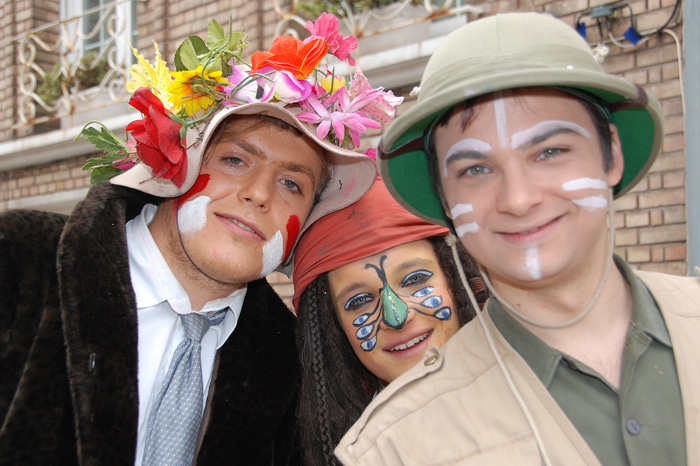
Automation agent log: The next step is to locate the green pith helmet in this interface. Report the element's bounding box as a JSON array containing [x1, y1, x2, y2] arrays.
[[378, 12, 664, 226]]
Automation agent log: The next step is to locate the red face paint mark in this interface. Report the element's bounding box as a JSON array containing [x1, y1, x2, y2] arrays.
[[177, 174, 210, 205], [284, 215, 301, 260]]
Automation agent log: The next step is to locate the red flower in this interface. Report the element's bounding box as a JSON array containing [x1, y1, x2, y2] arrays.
[[126, 88, 188, 188], [251, 36, 328, 79]]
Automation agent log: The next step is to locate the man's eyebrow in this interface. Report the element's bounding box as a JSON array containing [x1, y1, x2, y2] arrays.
[[233, 139, 260, 156], [277, 161, 317, 187], [511, 120, 592, 150], [443, 138, 492, 177], [231, 138, 318, 187]]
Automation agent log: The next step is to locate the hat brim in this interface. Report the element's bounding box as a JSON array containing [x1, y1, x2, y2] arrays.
[[379, 71, 664, 226], [113, 102, 377, 270]]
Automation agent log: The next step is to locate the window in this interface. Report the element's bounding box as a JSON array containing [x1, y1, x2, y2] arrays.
[[61, 0, 135, 67]]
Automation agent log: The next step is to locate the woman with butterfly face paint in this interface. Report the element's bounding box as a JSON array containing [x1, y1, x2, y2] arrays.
[[292, 176, 486, 466]]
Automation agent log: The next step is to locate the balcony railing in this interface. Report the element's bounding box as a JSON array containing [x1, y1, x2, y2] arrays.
[[13, 0, 133, 129], [273, 0, 483, 41]]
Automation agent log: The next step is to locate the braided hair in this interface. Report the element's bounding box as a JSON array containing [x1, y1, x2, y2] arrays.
[[296, 236, 485, 465]]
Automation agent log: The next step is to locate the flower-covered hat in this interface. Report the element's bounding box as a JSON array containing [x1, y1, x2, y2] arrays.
[[80, 14, 402, 268]]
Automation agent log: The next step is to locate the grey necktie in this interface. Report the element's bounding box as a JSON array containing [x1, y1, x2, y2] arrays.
[[143, 310, 226, 466]]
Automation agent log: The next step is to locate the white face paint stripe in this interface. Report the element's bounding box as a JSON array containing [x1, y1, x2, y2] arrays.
[[493, 98, 508, 148], [177, 196, 211, 235], [450, 203, 474, 218], [455, 222, 479, 237], [511, 120, 592, 150], [562, 177, 608, 191], [260, 230, 283, 277], [572, 195, 608, 211], [525, 246, 542, 280], [443, 139, 492, 178]]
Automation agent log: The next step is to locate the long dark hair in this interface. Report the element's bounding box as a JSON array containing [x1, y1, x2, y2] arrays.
[[296, 236, 486, 466]]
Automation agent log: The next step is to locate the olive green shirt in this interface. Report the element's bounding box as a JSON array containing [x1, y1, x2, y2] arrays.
[[489, 256, 686, 466]]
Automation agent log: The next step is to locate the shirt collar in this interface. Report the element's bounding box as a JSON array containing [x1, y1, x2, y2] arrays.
[[489, 254, 671, 386], [126, 204, 247, 322], [615, 256, 672, 347]]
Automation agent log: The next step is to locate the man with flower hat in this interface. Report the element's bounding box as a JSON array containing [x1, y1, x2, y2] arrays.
[[0, 14, 401, 466], [336, 12, 700, 466]]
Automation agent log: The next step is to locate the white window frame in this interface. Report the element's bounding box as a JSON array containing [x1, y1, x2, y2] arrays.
[[60, 0, 135, 69]]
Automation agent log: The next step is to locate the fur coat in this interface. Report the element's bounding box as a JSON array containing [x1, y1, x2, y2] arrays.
[[0, 182, 301, 466]]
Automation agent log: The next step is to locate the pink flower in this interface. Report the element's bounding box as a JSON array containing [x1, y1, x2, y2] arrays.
[[224, 64, 314, 105], [261, 67, 313, 103], [113, 137, 138, 170], [348, 68, 403, 122], [297, 88, 382, 148], [224, 64, 274, 104], [305, 13, 358, 65], [364, 148, 377, 161]]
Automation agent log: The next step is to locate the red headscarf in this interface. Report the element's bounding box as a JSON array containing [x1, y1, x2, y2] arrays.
[[292, 177, 448, 312]]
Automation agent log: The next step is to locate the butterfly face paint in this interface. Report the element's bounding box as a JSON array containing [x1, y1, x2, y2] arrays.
[[327, 239, 461, 383], [260, 230, 283, 277], [350, 255, 453, 352]]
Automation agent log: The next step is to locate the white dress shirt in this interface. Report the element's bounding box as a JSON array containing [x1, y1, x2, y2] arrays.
[[126, 204, 247, 466]]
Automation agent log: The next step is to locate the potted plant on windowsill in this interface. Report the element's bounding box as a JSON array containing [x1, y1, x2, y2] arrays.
[[37, 52, 111, 106], [297, 0, 423, 21], [36, 51, 129, 128]]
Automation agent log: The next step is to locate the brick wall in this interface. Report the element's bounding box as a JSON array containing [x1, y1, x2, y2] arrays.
[[0, 0, 688, 305], [0, 154, 91, 211]]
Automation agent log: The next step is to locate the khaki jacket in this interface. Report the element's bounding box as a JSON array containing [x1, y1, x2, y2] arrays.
[[335, 270, 700, 466]]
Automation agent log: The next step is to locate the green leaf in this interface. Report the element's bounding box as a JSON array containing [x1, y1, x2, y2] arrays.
[[175, 39, 198, 71], [88, 166, 125, 185], [174, 35, 210, 71], [206, 19, 225, 49], [77, 122, 129, 156], [82, 153, 125, 170], [228, 32, 246, 50]]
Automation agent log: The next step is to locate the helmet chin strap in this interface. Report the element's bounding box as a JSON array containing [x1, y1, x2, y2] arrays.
[[447, 233, 554, 466], [447, 188, 616, 466], [480, 188, 616, 329]]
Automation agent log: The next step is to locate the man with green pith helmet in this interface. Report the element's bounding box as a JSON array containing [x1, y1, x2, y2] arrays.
[[336, 12, 700, 466]]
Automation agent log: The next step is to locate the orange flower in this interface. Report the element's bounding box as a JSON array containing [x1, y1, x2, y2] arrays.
[[251, 36, 328, 79]]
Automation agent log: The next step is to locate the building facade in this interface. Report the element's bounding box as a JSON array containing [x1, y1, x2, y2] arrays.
[[0, 0, 689, 307]]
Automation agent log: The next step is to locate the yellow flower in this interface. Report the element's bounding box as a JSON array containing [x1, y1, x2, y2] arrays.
[[168, 65, 228, 115], [126, 42, 175, 111], [319, 74, 346, 96]]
